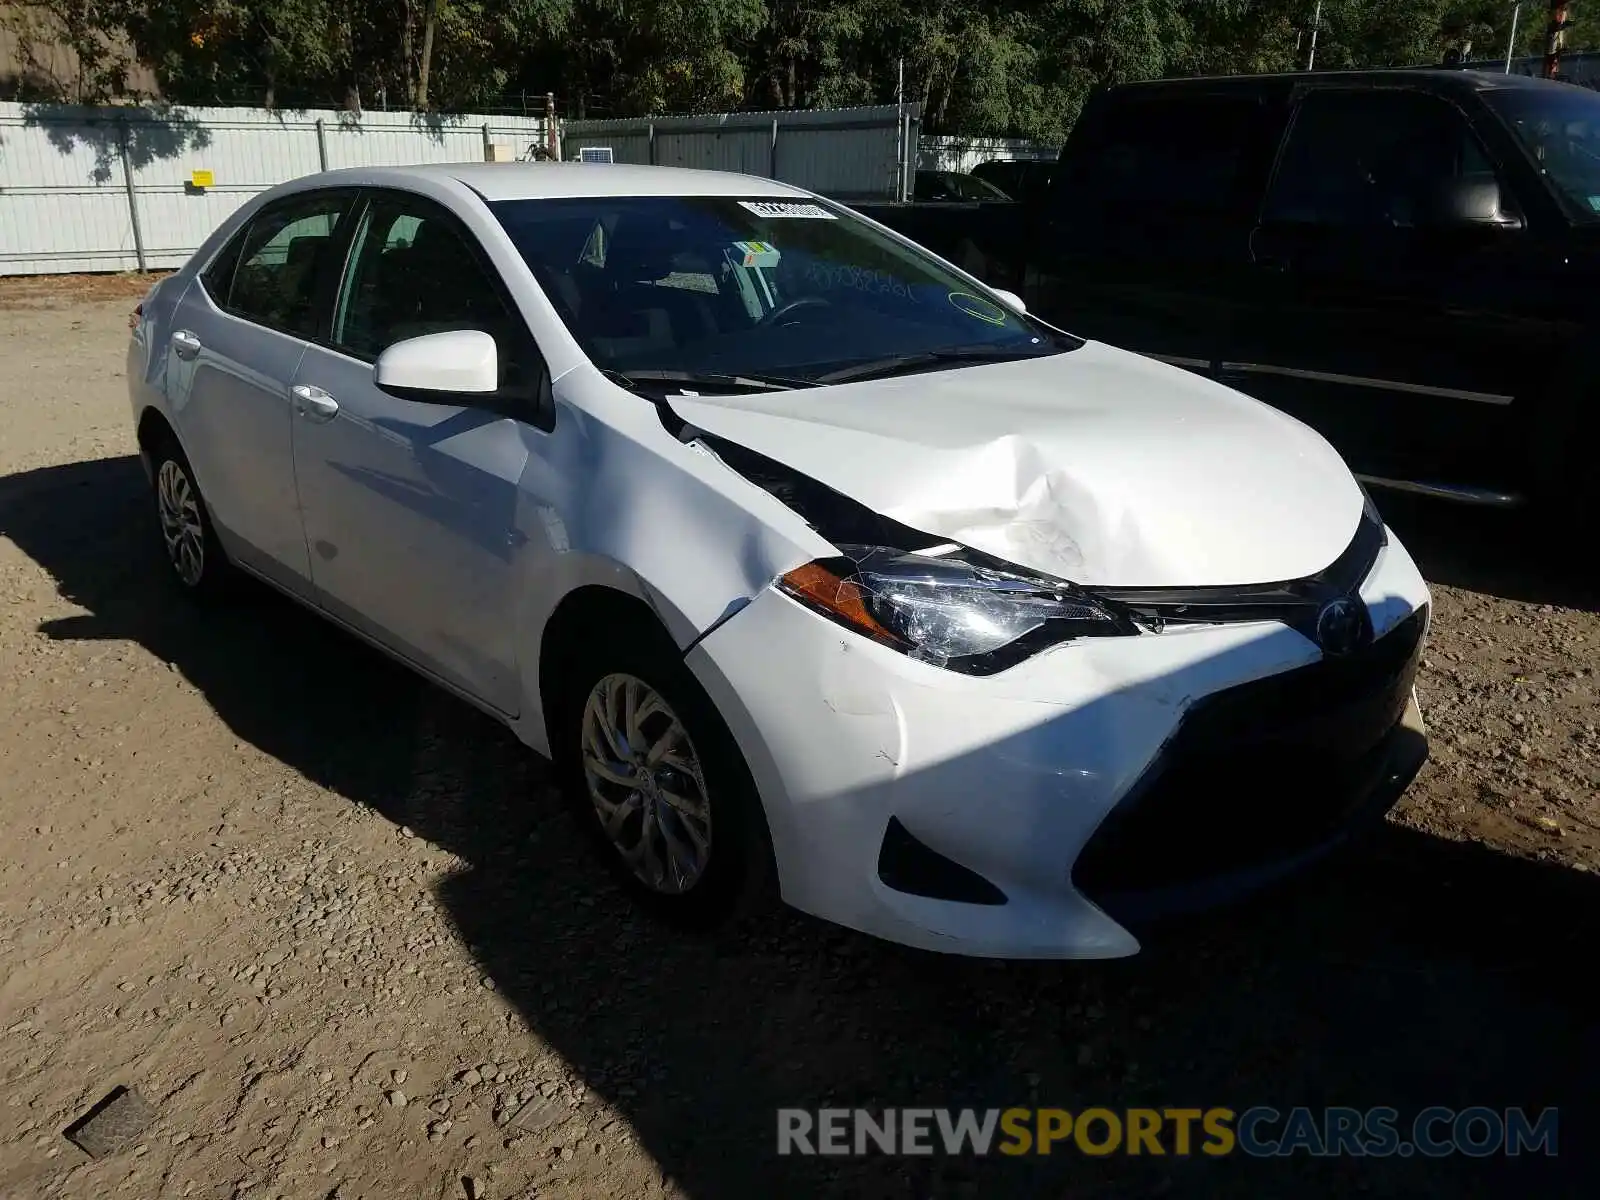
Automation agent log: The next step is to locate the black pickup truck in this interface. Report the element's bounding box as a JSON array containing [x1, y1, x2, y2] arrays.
[[857, 70, 1600, 517]]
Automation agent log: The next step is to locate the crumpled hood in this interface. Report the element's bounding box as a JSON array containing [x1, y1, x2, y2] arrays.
[[668, 340, 1366, 588]]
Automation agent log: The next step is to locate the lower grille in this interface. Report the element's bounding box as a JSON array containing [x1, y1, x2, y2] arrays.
[[1072, 606, 1428, 901]]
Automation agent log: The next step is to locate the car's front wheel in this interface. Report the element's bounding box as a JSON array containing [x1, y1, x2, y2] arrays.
[[554, 635, 774, 927], [148, 434, 232, 601]]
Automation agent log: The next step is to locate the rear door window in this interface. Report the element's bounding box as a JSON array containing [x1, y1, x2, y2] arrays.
[[1062, 94, 1263, 222], [207, 191, 354, 337]]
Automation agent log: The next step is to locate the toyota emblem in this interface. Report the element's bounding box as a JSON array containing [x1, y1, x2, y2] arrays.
[[1315, 596, 1367, 657]]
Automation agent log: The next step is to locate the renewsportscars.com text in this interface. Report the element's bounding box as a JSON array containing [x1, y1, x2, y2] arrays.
[[776, 1106, 1558, 1158]]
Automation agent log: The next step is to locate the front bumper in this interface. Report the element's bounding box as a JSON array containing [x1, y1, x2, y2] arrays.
[[685, 531, 1432, 959]]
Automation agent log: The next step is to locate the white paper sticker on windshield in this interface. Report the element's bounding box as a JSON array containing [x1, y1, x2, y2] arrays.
[[738, 201, 836, 220]]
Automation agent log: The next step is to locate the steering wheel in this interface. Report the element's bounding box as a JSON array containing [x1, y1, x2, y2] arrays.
[[757, 295, 830, 328]]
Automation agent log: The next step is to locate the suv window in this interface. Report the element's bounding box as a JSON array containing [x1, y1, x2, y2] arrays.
[[332, 194, 532, 390], [212, 192, 352, 336], [1264, 89, 1497, 227], [1064, 95, 1262, 218], [914, 171, 1011, 202]]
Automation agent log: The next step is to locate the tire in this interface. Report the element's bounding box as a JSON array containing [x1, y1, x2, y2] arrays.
[[147, 431, 234, 602], [552, 632, 775, 929]]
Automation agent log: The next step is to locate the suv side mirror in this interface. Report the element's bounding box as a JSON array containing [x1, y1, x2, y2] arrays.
[[1422, 177, 1523, 231]]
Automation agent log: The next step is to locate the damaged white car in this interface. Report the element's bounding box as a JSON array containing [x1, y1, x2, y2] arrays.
[[127, 163, 1432, 959]]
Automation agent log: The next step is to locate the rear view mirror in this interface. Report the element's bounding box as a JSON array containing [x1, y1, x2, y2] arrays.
[[1422, 177, 1523, 231], [991, 288, 1027, 314], [375, 330, 498, 398]]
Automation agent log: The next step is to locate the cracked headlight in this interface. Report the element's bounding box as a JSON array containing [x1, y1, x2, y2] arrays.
[[777, 544, 1139, 675]]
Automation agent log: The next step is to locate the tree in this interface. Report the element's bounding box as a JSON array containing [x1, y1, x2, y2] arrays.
[[1, 0, 143, 101], [10, 0, 1595, 132]]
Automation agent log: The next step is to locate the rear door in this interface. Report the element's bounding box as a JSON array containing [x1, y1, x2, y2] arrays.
[[1228, 86, 1542, 492], [167, 189, 356, 588], [1025, 88, 1275, 370], [289, 189, 550, 715]]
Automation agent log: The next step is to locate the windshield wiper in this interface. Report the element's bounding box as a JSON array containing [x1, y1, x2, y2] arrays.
[[816, 344, 1062, 385], [603, 367, 818, 393]]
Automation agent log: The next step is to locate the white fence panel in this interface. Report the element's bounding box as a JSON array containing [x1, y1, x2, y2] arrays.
[[920, 135, 1057, 175], [563, 105, 917, 203], [566, 131, 651, 164], [0, 101, 550, 275], [778, 109, 911, 202], [656, 126, 771, 176], [1, 99, 930, 275], [0, 108, 144, 273]]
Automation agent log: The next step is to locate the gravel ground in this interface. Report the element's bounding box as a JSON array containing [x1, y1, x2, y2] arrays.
[[0, 281, 1595, 1199]]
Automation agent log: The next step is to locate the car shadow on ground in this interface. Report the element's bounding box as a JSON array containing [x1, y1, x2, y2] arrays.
[[2, 455, 1594, 1199]]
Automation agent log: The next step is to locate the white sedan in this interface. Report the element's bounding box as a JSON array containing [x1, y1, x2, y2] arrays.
[[127, 163, 1431, 958]]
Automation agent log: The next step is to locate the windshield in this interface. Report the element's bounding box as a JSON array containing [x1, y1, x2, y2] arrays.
[[1484, 85, 1600, 219], [490, 195, 1070, 386]]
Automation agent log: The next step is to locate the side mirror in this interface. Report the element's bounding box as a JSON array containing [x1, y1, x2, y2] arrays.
[[991, 288, 1027, 314], [1421, 177, 1524, 231], [375, 330, 498, 399]]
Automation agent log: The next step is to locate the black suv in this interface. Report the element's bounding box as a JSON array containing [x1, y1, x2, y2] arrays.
[[865, 71, 1600, 517]]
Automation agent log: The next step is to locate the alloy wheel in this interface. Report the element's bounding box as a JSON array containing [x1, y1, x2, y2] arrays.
[[580, 672, 713, 895], [156, 459, 205, 587]]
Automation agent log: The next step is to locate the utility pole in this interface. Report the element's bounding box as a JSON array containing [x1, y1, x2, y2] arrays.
[[895, 56, 906, 202], [1544, 1, 1571, 79], [1506, 3, 1523, 72], [1306, 0, 1323, 71]]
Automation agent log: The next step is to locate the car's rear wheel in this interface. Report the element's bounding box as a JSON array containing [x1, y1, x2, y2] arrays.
[[148, 433, 232, 601], [553, 634, 774, 927]]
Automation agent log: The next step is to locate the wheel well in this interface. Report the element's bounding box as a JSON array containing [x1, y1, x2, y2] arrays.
[[537, 585, 680, 741], [136, 408, 176, 459]]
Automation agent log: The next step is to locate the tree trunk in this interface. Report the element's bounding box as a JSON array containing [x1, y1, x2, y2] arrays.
[[785, 57, 796, 107], [1545, 1, 1570, 79], [402, 3, 416, 107], [417, 0, 441, 109], [263, 67, 276, 110]]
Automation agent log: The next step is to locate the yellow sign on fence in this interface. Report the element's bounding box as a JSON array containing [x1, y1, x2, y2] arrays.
[[190, 169, 214, 189]]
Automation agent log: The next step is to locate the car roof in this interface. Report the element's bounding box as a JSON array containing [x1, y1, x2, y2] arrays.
[[305, 162, 812, 202], [1108, 67, 1578, 99]]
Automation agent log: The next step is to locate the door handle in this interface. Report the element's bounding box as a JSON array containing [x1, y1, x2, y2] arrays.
[[171, 329, 202, 360], [291, 384, 340, 422]]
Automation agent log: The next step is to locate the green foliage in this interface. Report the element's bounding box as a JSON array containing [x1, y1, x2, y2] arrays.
[[9, 0, 1599, 134]]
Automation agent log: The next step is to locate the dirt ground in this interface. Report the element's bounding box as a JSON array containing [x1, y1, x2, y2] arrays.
[[0, 279, 1595, 1200]]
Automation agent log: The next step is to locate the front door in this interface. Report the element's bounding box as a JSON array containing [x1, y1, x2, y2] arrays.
[[1024, 90, 1271, 370], [1227, 86, 1550, 494], [290, 191, 549, 714]]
